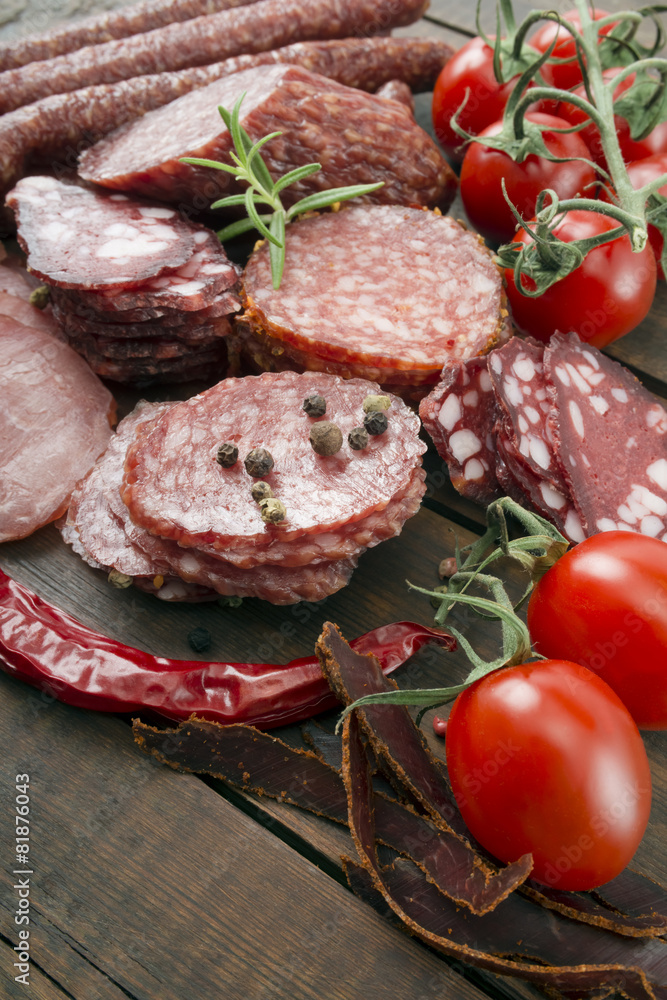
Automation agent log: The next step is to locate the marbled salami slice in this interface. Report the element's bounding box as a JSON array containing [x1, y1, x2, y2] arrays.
[[241, 206, 507, 391], [0, 317, 115, 542], [122, 371, 425, 554], [6, 177, 194, 289], [52, 300, 232, 344], [79, 65, 455, 213], [419, 356, 501, 506], [487, 338, 585, 543], [545, 334, 667, 539]]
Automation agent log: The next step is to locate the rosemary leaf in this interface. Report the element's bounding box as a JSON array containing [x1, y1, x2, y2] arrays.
[[209, 193, 253, 210], [273, 163, 322, 195], [286, 182, 384, 221], [180, 156, 238, 175], [269, 211, 286, 290], [217, 215, 271, 242], [245, 187, 281, 246]]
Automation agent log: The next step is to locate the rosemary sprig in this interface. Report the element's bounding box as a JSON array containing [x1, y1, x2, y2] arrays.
[[181, 93, 384, 289]]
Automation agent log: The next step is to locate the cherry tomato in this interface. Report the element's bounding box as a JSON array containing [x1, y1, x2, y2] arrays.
[[446, 660, 651, 890], [431, 36, 520, 163], [530, 8, 616, 91], [528, 531, 667, 729], [460, 112, 596, 245], [504, 209, 657, 348]]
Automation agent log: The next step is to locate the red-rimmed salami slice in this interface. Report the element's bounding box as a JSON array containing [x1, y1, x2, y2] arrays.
[[121, 371, 426, 559], [240, 206, 508, 394], [545, 333, 667, 539], [6, 176, 194, 289], [0, 316, 115, 543], [419, 356, 501, 506], [487, 339, 585, 543], [79, 65, 456, 213]]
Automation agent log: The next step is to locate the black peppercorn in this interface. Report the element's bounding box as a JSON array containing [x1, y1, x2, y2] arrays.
[[303, 393, 327, 417], [244, 448, 274, 477], [309, 421, 343, 456], [216, 442, 239, 468], [348, 426, 369, 451], [188, 626, 211, 653], [363, 410, 388, 436]]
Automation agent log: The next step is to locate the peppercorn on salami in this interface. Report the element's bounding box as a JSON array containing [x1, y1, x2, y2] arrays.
[[238, 206, 508, 400]]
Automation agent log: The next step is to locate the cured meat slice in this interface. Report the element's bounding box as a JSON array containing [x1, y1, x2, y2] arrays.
[[122, 371, 426, 558], [51, 301, 232, 344], [419, 357, 501, 506], [0, 316, 115, 543], [0, 0, 429, 114], [0, 292, 63, 340], [487, 339, 585, 542], [241, 206, 507, 395], [79, 65, 456, 213], [545, 333, 667, 539], [66, 340, 229, 384], [0, 0, 262, 72], [6, 177, 194, 289], [0, 263, 37, 301], [0, 38, 453, 205]]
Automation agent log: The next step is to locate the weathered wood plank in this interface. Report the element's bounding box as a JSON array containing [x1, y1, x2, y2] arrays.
[[0, 671, 489, 1000]]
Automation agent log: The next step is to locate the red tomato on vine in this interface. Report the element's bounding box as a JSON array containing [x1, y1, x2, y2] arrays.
[[530, 8, 617, 91]]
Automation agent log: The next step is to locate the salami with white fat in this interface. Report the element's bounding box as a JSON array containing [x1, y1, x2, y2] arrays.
[[79, 65, 456, 214], [545, 333, 667, 539], [0, 316, 115, 543], [6, 177, 194, 289], [240, 205, 507, 399]]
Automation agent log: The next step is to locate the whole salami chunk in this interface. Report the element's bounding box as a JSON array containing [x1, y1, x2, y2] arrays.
[[0, 0, 429, 114], [0, 316, 115, 543], [0, 0, 263, 72], [6, 177, 195, 289], [0, 37, 453, 205], [121, 371, 425, 557], [545, 333, 667, 539], [79, 65, 456, 213], [418, 357, 501, 506], [239, 206, 507, 397]]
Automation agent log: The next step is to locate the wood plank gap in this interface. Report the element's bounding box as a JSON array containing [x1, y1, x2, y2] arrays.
[[422, 11, 476, 37], [421, 495, 487, 535], [0, 930, 79, 1000]]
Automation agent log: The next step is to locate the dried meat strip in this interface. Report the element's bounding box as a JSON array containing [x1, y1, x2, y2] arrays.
[[0, 0, 262, 72], [374, 79, 415, 111], [418, 357, 502, 506], [240, 207, 506, 396], [79, 65, 455, 213], [6, 177, 194, 289], [0, 317, 114, 543], [342, 712, 667, 1000], [0, 37, 453, 203], [121, 371, 425, 554], [545, 334, 667, 539], [0, 0, 429, 114]]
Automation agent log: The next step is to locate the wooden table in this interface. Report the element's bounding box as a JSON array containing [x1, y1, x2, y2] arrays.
[[1, 3, 666, 998]]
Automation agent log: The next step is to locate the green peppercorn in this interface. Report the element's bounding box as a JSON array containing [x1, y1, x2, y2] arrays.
[[259, 497, 287, 524], [348, 426, 369, 451], [362, 394, 391, 413], [303, 393, 327, 417], [108, 569, 133, 589], [29, 285, 50, 310], [363, 410, 388, 436], [216, 442, 239, 468], [244, 448, 274, 477]]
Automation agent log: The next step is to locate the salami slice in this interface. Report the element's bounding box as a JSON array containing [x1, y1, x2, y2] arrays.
[[418, 357, 501, 506], [121, 371, 426, 561], [79, 65, 455, 213], [0, 37, 453, 205], [0, 316, 115, 543], [6, 177, 195, 289], [545, 334, 667, 539], [240, 206, 507, 394], [487, 338, 586, 542], [0, 0, 429, 114]]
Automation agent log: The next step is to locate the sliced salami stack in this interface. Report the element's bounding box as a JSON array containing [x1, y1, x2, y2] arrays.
[[62, 371, 426, 604], [5, 176, 241, 384], [420, 333, 667, 545], [237, 205, 509, 403]]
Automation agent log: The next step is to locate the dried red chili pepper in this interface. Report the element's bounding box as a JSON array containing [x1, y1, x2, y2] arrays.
[[0, 567, 454, 728]]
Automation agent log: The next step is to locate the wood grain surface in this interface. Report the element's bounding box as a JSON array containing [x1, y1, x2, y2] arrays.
[[1, 1, 667, 999]]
